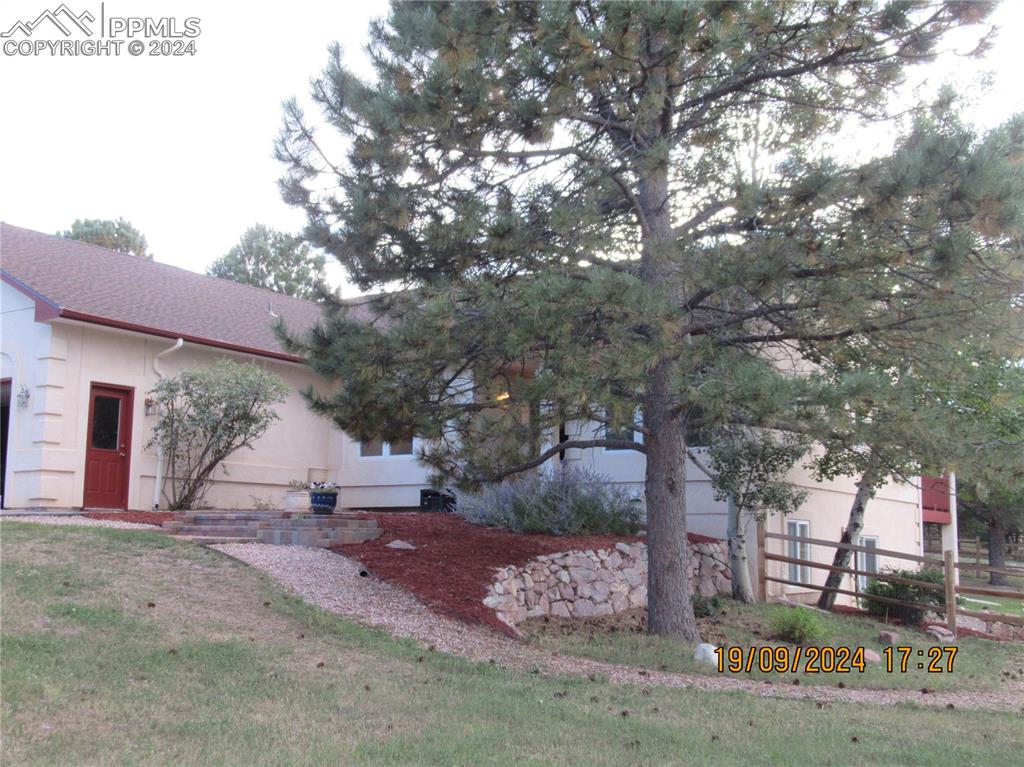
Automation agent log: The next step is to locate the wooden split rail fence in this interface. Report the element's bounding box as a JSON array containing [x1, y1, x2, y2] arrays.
[[757, 528, 1024, 638]]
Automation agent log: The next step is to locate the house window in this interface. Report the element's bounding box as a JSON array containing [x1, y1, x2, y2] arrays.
[[603, 410, 642, 451], [856, 536, 879, 592], [359, 436, 415, 458], [786, 519, 812, 585]]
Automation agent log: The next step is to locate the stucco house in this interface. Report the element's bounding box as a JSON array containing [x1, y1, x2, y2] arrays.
[[0, 222, 958, 599]]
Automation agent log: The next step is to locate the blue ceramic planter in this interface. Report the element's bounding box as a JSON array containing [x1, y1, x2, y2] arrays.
[[310, 491, 338, 514]]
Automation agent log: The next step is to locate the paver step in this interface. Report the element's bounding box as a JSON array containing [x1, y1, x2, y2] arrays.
[[174, 524, 261, 537], [268, 518, 379, 530], [177, 512, 289, 524], [174, 535, 258, 545]]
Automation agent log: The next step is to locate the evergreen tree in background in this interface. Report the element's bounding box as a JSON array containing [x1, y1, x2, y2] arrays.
[[59, 217, 150, 258], [208, 224, 327, 300], [277, 2, 1023, 640]]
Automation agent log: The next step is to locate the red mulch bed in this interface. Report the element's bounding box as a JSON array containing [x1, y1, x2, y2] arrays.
[[84, 511, 176, 525], [334, 512, 717, 634]]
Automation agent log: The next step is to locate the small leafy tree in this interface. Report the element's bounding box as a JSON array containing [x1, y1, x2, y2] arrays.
[[208, 224, 327, 300], [148, 360, 289, 510], [703, 427, 808, 603], [59, 218, 150, 258]]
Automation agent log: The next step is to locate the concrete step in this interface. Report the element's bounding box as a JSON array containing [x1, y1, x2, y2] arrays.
[[177, 512, 288, 524], [174, 535, 258, 545], [174, 524, 261, 537]]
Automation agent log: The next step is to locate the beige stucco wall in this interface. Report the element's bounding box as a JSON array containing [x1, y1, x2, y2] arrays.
[[1, 281, 59, 506], [0, 295, 434, 510]]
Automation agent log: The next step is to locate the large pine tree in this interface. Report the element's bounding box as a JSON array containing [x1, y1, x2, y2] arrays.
[[277, 2, 1022, 640]]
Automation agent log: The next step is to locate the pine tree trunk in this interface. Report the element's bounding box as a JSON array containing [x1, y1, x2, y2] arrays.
[[643, 371, 700, 640], [988, 518, 1009, 587], [637, 127, 699, 641], [817, 455, 881, 610], [727, 494, 756, 603]]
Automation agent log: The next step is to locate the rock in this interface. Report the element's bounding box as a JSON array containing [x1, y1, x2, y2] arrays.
[[551, 600, 572, 618], [492, 581, 505, 595], [697, 578, 718, 598], [987, 618, 1011, 638], [693, 643, 718, 666], [555, 569, 571, 583], [569, 567, 596, 584], [593, 601, 614, 617], [712, 573, 731, 593], [615, 542, 632, 554], [610, 592, 629, 613], [863, 648, 882, 663], [483, 594, 515, 611], [385, 539, 417, 550], [925, 626, 955, 644], [574, 599, 598, 618], [878, 630, 900, 645], [522, 573, 533, 590], [622, 567, 644, 586], [589, 581, 611, 603], [605, 552, 623, 569], [557, 582, 574, 600], [628, 585, 647, 608]]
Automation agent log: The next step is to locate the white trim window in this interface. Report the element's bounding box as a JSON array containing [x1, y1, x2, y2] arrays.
[[602, 410, 643, 452], [856, 535, 879, 592], [786, 519, 812, 585], [359, 435, 415, 458]]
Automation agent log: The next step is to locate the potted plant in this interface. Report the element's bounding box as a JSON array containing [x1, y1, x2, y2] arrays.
[[285, 480, 311, 512], [309, 481, 341, 514]]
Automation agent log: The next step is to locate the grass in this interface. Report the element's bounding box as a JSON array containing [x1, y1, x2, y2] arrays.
[[1, 522, 1022, 766], [957, 572, 1024, 617], [521, 601, 1024, 693]]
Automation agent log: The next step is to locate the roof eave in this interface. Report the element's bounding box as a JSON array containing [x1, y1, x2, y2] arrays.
[[55, 309, 304, 363], [1, 270, 61, 321]]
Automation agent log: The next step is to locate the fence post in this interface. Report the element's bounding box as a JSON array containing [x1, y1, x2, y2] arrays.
[[757, 521, 767, 603], [943, 549, 957, 638]]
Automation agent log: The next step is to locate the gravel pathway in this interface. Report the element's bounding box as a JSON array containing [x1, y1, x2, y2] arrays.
[[213, 543, 1023, 713], [0, 515, 160, 530]]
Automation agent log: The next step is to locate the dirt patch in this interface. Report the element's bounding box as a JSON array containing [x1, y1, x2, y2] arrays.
[[333, 512, 715, 633], [84, 511, 176, 525]]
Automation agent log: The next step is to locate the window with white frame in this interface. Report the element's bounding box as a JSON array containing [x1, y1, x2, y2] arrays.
[[359, 435, 415, 458], [786, 519, 812, 585], [603, 409, 642, 451], [855, 536, 879, 592]]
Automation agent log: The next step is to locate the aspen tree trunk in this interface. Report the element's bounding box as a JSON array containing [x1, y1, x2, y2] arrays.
[[727, 494, 756, 603]]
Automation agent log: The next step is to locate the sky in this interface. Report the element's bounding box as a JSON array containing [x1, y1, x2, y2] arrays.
[[1, 0, 1022, 298]]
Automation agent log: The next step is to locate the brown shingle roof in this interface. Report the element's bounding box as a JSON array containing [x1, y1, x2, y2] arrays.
[[0, 222, 334, 360]]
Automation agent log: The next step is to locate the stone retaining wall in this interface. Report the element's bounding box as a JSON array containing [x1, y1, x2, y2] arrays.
[[484, 539, 731, 629]]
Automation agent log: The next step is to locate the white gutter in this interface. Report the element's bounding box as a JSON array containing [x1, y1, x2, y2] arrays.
[[151, 338, 184, 509]]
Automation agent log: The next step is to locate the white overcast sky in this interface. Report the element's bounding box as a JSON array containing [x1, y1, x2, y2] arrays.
[[1, 0, 1022, 297]]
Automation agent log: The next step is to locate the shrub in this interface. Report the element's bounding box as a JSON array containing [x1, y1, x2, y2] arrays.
[[863, 566, 945, 626], [769, 606, 827, 644], [691, 594, 722, 619], [457, 465, 643, 536], [148, 360, 288, 510]]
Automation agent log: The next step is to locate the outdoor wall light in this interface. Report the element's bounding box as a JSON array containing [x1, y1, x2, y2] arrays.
[[145, 397, 158, 416], [16, 385, 30, 408], [495, 391, 511, 401]]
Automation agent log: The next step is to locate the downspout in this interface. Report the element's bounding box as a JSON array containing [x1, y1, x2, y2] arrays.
[[151, 339, 184, 509]]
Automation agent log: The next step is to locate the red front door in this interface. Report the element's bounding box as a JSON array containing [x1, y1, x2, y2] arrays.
[[83, 385, 133, 509]]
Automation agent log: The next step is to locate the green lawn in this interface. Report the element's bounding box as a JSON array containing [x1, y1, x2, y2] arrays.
[[957, 572, 1024, 617], [521, 599, 1024, 693], [2, 522, 1023, 766]]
